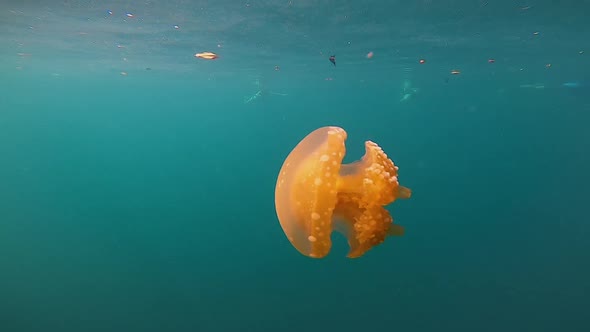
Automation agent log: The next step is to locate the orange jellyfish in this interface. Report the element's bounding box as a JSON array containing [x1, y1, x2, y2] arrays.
[[274, 126, 412, 258]]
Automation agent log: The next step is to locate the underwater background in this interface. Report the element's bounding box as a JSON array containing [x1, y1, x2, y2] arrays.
[[1, 0, 589, 331]]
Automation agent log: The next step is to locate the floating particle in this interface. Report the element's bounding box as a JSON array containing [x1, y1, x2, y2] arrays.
[[107, 10, 113, 15], [419, 59, 426, 64], [195, 52, 218, 60], [274, 65, 280, 71], [329, 55, 336, 66], [366, 51, 374, 59], [533, 31, 539, 35], [126, 13, 134, 18], [173, 25, 180, 29], [488, 59, 495, 63], [451, 69, 461, 75], [120, 71, 128, 76], [545, 63, 551, 68], [579, 50, 584, 54]]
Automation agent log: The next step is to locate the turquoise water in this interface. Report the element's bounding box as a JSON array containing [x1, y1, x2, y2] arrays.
[[1, 1, 589, 331]]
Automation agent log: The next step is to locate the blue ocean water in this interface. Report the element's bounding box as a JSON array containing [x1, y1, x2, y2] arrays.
[[1, 0, 589, 331]]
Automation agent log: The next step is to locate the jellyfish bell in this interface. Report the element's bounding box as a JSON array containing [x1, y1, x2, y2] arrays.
[[274, 126, 411, 259]]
